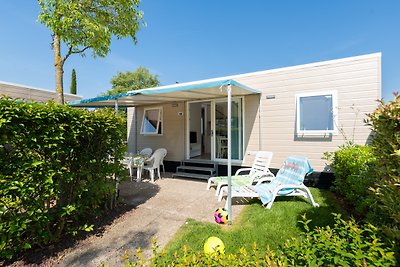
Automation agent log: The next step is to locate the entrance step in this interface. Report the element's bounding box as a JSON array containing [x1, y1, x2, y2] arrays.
[[173, 172, 212, 180], [176, 166, 215, 173], [172, 160, 218, 180]]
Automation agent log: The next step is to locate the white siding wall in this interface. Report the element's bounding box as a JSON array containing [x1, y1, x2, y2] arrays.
[[235, 53, 381, 171], [132, 102, 185, 162], [241, 94, 261, 166]]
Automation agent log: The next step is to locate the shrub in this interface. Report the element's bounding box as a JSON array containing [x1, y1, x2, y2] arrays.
[[0, 98, 126, 259], [283, 214, 396, 266], [118, 215, 396, 266], [324, 143, 377, 214], [120, 242, 286, 267], [366, 94, 400, 242]]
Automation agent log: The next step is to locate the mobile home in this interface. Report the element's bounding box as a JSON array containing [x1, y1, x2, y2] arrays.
[[0, 81, 82, 102], [70, 53, 381, 184]]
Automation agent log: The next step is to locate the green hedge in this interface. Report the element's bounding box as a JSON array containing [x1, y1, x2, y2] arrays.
[[0, 98, 126, 259], [367, 94, 400, 242], [324, 143, 377, 215]]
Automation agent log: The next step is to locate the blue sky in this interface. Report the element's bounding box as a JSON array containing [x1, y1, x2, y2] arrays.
[[0, 1, 399, 100]]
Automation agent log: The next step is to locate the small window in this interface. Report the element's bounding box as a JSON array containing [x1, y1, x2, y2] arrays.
[[141, 107, 162, 135], [296, 91, 337, 135]]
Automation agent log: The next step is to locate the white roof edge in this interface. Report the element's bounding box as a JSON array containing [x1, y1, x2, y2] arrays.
[[229, 52, 382, 80], [0, 80, 83, 98], [144, 52, 382, 91]]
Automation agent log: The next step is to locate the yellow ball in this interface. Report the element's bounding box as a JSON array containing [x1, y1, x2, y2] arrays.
[[203, 236, 225, 255]]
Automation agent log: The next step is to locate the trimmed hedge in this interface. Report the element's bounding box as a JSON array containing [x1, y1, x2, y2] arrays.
[[0, 98, 126, 259]]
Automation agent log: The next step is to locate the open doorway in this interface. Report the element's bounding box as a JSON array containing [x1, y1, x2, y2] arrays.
[[188, 101, 211, 160]]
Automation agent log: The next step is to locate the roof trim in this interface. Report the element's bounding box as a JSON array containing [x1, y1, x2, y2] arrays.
[[0, 80, 83, 98]]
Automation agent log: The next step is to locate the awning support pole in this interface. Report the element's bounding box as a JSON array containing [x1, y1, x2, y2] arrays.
[[113, 97, 119, 208], [227, 84, 232, 225], [114, 99, 119, 114]]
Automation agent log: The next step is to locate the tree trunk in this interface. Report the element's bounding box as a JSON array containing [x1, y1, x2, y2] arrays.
[[53, 33, 65, 104]]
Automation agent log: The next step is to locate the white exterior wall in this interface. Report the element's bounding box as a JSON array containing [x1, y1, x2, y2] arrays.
[[235, 53, 381, 170], [131, 102, 185, 162], [127, 53, 381, 172]]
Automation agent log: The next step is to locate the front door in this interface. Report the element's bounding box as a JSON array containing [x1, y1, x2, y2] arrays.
[[187, 98, 243, 161]]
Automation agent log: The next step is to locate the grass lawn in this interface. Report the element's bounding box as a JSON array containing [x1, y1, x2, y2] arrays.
[[162, 188, 348, 256]]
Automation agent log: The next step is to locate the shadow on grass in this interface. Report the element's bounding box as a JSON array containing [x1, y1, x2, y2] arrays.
[[296, 189, 350, 232], [5, 179, 160, 266]]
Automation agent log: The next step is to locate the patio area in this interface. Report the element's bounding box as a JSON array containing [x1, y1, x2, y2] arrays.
[[56, 174, 245, 267]]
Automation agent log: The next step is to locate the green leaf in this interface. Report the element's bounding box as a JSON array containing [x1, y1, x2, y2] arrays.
[[32, 161, 44, 167]]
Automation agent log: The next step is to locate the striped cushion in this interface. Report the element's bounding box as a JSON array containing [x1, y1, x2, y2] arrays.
[[253, 156, 313, 205]]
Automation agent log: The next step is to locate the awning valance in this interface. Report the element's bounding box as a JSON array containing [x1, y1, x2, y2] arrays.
[[68, 79, 260, 107]]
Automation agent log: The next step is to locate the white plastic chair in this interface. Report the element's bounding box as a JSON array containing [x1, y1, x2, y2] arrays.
[[207, 151, 275, 196], [143, 148, 167, 182], [139, 148, 152, 157], [121, 156, 133, 178], [159, 148, 167, 175], [216, 136, 228, 158], [127, 148, 152, 182]]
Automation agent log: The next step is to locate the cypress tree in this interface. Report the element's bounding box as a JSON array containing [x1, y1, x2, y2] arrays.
[[70, 69, 77, 94]]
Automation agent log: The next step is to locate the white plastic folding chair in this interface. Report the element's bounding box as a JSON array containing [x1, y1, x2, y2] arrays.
[[139, 148, 152, 157], [216, 136, 228, 158], [121, 156, 133, 179], [127, 148, 152, 182], [143, 148, 167, 182], [159, 148, 167, 175]]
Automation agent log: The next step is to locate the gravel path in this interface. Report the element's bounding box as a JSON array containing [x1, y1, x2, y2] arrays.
[[54, 176, 244, 266]]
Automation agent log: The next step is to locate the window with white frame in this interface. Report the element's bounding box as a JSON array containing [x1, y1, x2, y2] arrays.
[[296, 91, 337, 135], [141, 107, 163, 135]]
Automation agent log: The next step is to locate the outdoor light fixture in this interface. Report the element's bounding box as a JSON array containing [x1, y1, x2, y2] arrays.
[[266, 95, 276, 99]]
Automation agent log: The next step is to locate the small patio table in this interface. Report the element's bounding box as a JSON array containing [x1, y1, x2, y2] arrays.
[[122, 154, 149, 181], [131, 155, 149, 182]]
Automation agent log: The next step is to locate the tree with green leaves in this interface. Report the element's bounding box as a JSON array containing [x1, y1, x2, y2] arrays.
[[70, 68, 77, 95], [104, 67, 160, 95], [37, 0, 144, 104]]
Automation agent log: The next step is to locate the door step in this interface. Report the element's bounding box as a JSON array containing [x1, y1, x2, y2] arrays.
[[172, 160, 217, 180], [173, 172, 212, 180], [176, 166, 215, 172]]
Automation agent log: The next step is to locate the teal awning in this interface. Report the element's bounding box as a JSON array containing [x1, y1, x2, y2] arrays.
[[68, 79, 260, 107]]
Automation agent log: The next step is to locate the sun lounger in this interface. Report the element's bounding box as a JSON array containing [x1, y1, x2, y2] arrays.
[[219, 156, 319, 209], [207, 151, 274, 196]]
